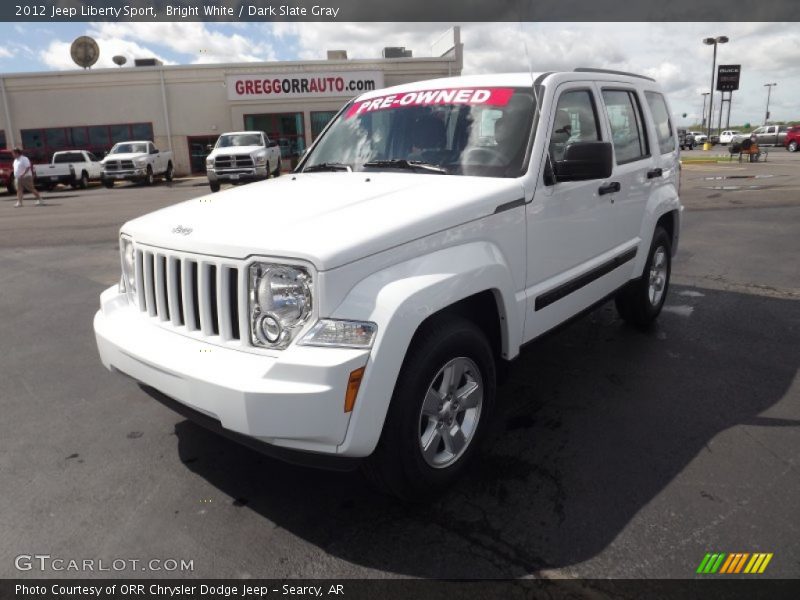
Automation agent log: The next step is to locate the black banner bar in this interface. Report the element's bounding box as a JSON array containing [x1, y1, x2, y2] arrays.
[[4, 580, 800, 600], [3, 0, 800, 22]]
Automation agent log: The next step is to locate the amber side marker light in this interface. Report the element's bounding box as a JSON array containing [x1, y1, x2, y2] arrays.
[[345, 367, 365, 413]]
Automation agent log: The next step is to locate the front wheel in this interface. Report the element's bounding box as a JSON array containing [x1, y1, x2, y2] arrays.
[[78, 171, 88, 189], [615, 226, 672, 329], [363, 315, 496, 501], [144, 166, 154, 186], [209, 180, 220, 193], [272, 158, 281, 177], [788, 141, 798, 153], [103, 179, 114, 189]]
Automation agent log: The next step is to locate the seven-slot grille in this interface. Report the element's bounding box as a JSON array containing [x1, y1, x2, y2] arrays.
[[213, 154, 254, 169], [134, 248, 245, 344]]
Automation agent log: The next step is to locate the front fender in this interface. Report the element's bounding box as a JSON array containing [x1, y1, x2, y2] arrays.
[[331, 241, 521, 457]]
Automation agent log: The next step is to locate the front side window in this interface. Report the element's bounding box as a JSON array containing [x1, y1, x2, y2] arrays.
[[302, 87, 537, 178], [548, 89, 601, 161], [645, 91, 675, 155], [602, 89, 649, 164]]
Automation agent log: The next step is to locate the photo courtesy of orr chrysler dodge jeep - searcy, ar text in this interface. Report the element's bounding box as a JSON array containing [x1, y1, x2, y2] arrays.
[[94, 70, 682, 499]]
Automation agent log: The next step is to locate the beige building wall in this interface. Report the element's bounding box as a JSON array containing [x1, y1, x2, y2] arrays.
[[0, 29, 463, 176]]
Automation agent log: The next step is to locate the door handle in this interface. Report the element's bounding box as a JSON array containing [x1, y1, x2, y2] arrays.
[[647, 168, 663, 179], [598, 181, 620, 196]]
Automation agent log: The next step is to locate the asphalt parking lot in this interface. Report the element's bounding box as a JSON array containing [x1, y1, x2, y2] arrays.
[[1, 154, 798, 579]]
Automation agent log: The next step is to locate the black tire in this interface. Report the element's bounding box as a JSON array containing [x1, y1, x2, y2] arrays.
[[144, 166, 154, 186], [103, 179, 114, 189], [272, 158, 281, 177], [788, 141, 798, 153], [209, 181, 220, 193], [165, 162, 174, 182], [78, 171, 88, 189], [615, 226, 672, 329], [363, 315, 496, 501]]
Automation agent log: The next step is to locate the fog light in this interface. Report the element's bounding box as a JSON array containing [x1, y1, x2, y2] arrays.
[[260, 315, 281, 343]]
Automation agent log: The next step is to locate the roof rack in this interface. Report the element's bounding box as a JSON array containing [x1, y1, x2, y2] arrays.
[[574, 68, 655, 82]]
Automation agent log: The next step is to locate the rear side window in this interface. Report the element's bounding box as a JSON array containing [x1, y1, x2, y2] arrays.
[[602, 89, 649, 164], [644, 92, 675, 155], [548, 89, 601, 161]]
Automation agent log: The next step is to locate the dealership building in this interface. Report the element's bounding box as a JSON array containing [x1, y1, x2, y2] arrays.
[[0, 28, 462, 175]]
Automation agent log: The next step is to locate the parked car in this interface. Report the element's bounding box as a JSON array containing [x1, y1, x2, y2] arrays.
[[0, 149, 17, 194], [678, 129, 695, 150], [719, 130, 741, 145], [34, 150, 103, 190], [205, 131, 281, 193], [688, 130, 708, 144], [94, 70, 682, 499], [101, 141, 174, 188], [785, 125, 800, 152]]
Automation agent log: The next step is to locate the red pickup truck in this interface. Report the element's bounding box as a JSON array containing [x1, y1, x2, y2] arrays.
[[0, 149, 18, 194], [785, 125, 800, 153]]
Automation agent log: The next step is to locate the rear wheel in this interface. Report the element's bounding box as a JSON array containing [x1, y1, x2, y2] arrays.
[[165, 162, 174, 181], [615, 226, 672, 329], [363, 315, 496, 501], [788, 141, 798, 152]]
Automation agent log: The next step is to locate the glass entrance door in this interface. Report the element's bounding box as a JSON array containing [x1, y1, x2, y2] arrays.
[[244, 113, 306, 167]]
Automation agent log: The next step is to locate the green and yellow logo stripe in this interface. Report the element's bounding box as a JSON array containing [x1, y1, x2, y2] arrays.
[[696, 552, 773, 574]]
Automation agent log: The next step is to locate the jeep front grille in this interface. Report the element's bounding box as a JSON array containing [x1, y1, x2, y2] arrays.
[[135, 249, 244, 343], [214, 154, 254, 169]]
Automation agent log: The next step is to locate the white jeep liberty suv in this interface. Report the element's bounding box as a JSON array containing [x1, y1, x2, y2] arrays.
[[95, 69, 682, 499]]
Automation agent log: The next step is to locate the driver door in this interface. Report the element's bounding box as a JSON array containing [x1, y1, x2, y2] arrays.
[[524, 83, 619, 341]]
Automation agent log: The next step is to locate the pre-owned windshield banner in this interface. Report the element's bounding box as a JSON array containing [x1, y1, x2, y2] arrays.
[[4, 0, 796, 21], [346, 88, 514, 118]]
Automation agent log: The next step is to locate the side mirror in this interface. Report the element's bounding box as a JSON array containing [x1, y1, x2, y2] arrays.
[[151, 148, 159, 154], [269, 140, 279, 148], [553, 141, 613, 182]]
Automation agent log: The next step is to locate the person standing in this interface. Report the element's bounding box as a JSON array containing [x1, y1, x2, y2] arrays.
[[12, 148, 44, 207]]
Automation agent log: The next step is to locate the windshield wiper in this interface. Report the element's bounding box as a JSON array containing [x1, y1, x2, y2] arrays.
[[302, 162, 352, 173], [362, 159, 447, 174]]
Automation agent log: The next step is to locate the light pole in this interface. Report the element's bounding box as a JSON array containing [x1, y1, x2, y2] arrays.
[[700, 92, 710, 128], [763, 83, 777, 125], [703, 35, 729, 143]]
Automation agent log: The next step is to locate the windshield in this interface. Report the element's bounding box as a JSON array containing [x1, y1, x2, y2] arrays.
[[302, 87, 536, 177], [110, 143, 148, 154], [216, 134, 262, 148]]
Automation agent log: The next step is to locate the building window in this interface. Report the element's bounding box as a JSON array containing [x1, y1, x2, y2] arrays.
[[244, 112, 306, 164], [311, 111, 338, 141], [20, 122, 153, 160]]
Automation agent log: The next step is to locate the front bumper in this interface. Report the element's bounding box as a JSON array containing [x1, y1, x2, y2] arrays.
[[207, 166, 267, 183], [103, 169, 147, 181], [94, 286, 369, 455]]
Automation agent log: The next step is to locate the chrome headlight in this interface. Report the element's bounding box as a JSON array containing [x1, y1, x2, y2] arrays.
[[206, 157, 215, 167], [119, 235, 137, 304], [254, 154, 266, 165], [134, 158, 147, 167], [248, 263, 312, 349]]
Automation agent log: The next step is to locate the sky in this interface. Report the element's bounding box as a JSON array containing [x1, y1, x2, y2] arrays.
[[0, 21, 797, 127]]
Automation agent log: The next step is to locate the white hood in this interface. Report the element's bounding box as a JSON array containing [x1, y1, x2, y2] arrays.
[[123, 172, 524, 271], [208, 145, 264, 157], [102, 152, 147, 162]]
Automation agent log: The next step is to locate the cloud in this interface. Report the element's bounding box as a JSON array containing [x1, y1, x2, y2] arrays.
[[0, 47, 15, 59], [88, 23, 277, 63]]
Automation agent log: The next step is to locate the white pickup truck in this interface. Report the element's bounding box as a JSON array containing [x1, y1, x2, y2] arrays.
[[95, 70, 681, 499], [34, 150, 103, 190], [101, 141, 174, 188], [205, 131, 282, 193]]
